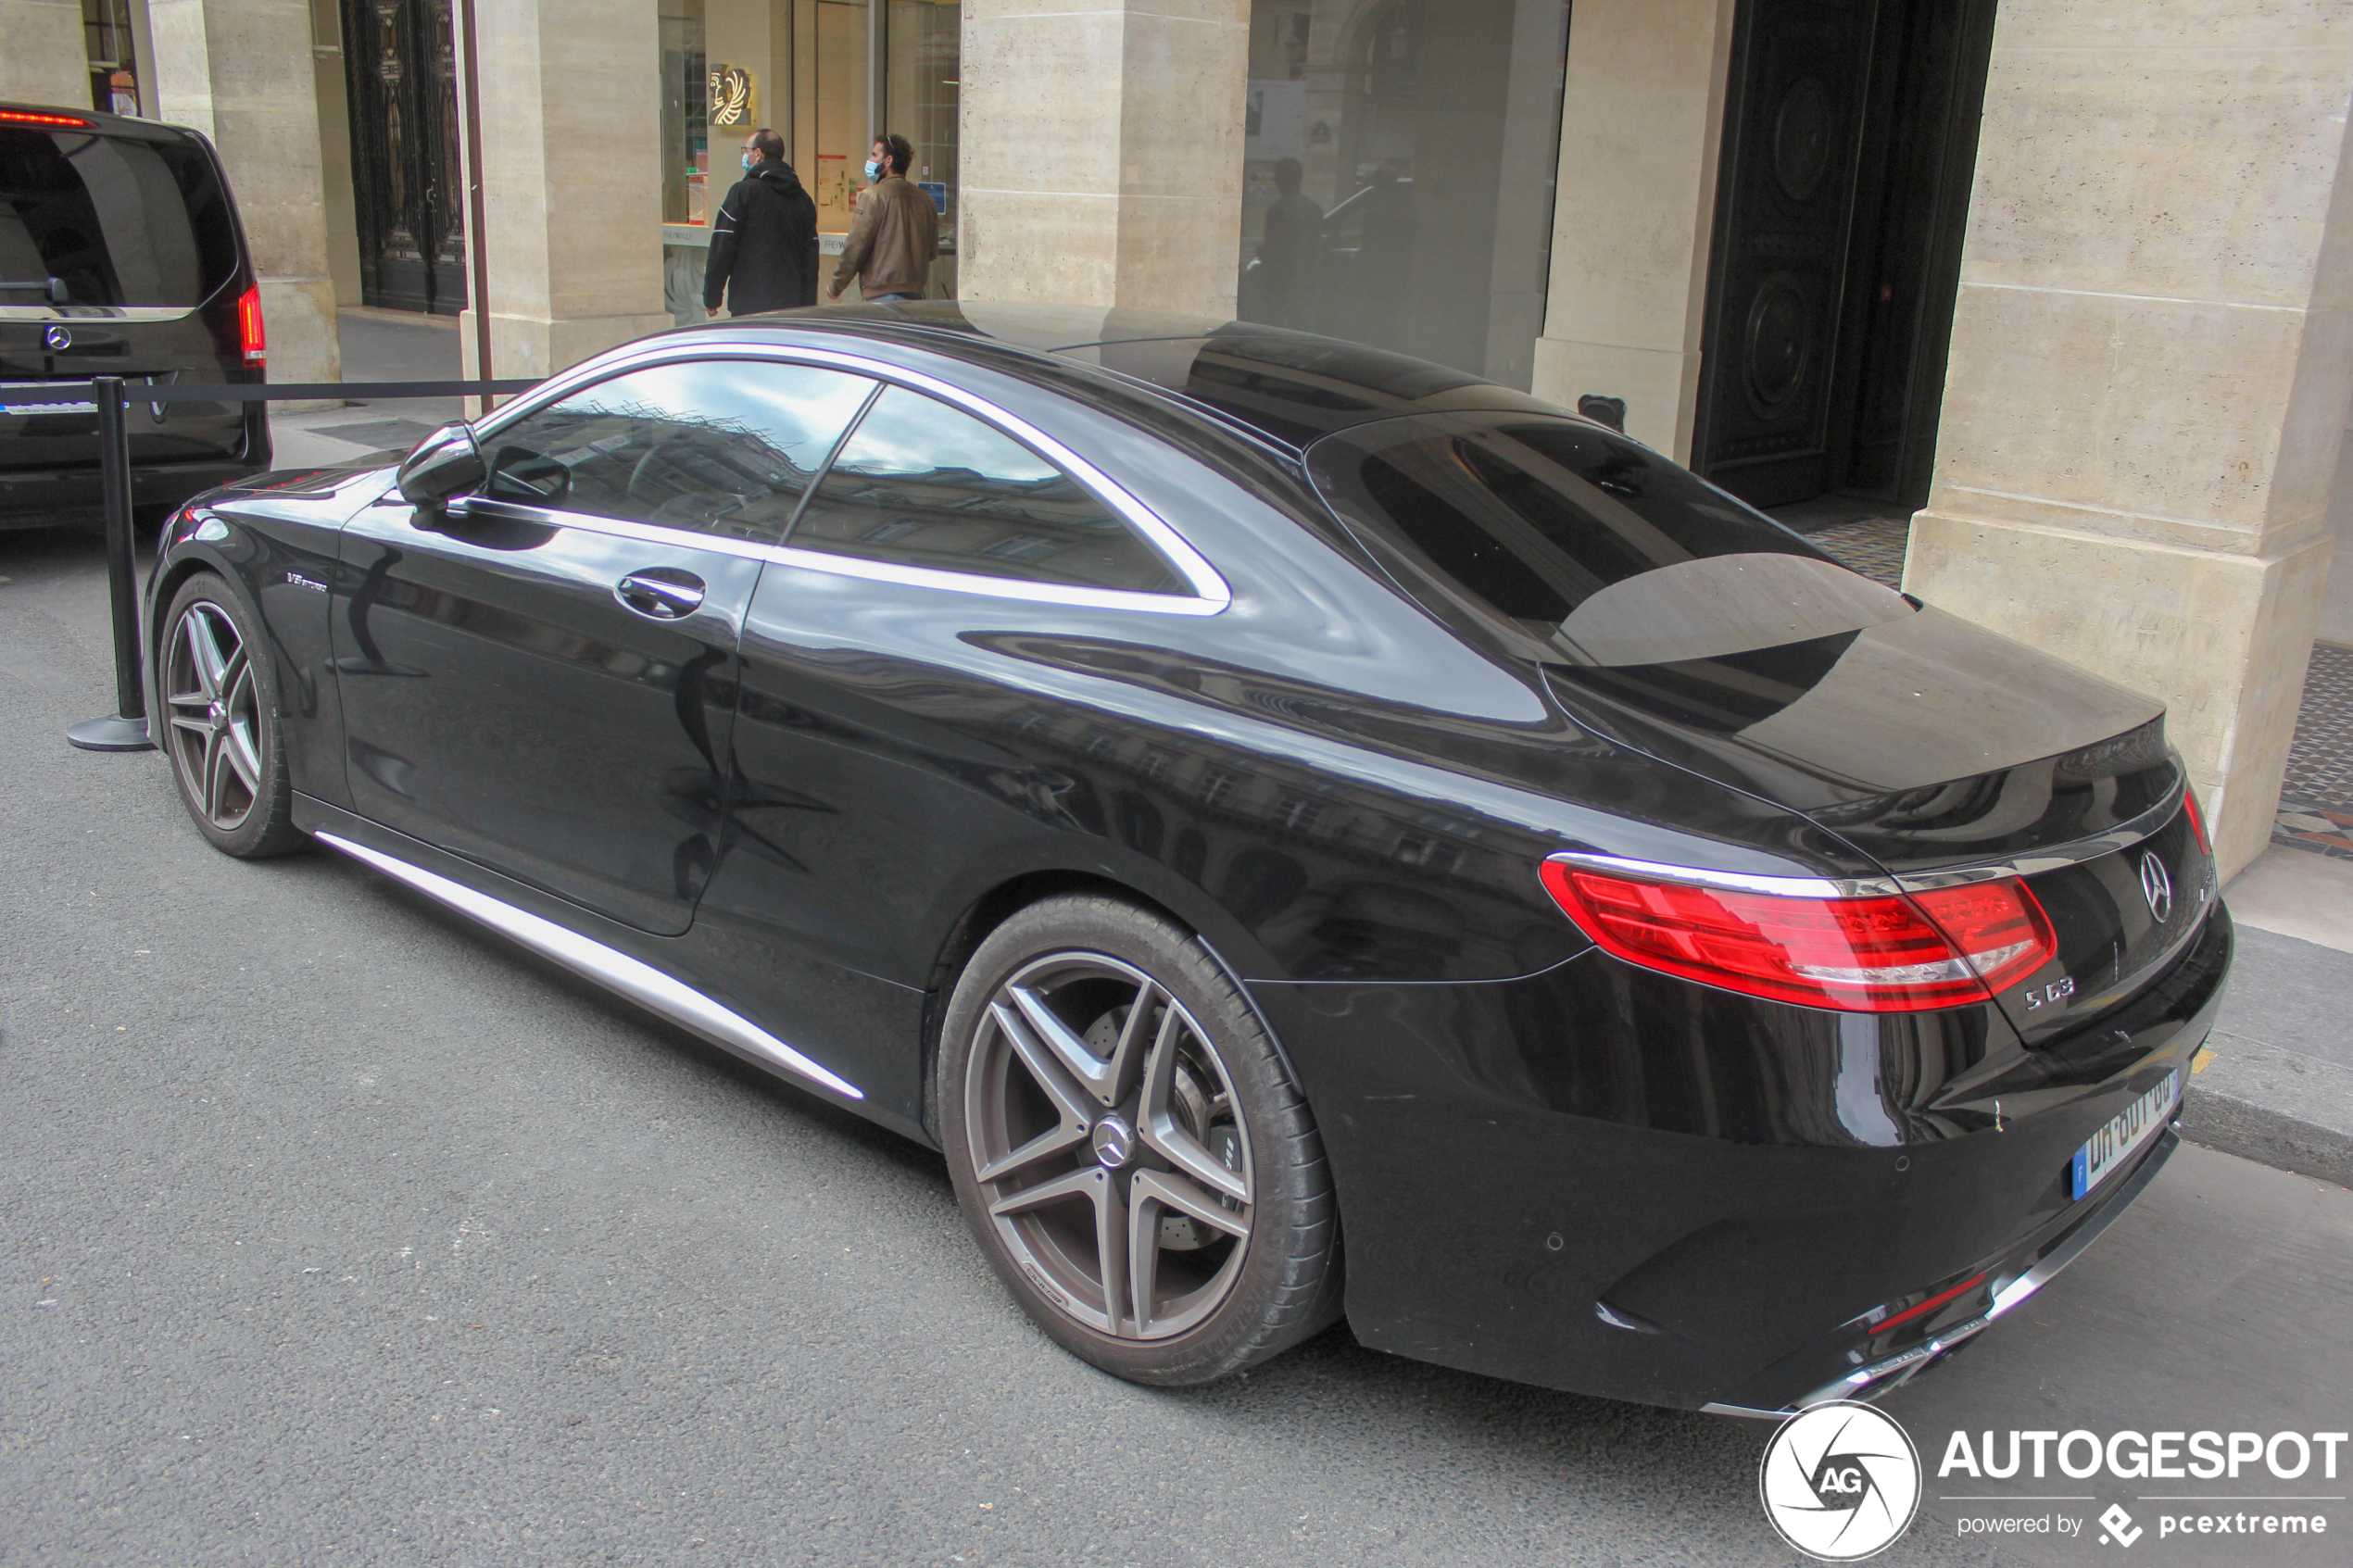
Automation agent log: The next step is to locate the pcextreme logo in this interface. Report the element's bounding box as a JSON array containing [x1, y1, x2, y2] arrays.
[[1759, 1401, 1923, 1562]]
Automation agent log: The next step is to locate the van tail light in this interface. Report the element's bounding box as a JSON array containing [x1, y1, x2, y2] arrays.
[[2182, 788, 2211, 856], [236, 283, 266, 367], [0, 110, 93, 129], [1538, 859, 2056, 1013]]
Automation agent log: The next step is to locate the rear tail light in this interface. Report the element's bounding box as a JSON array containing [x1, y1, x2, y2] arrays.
[[236, 283, 266, 367], [1539, 859, 2056, 1012], [0, 110, 93, 128], [2182, 788, 2211, 855]]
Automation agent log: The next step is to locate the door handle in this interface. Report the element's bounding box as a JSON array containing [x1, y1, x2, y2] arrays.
[[615, 569, 707, 620]]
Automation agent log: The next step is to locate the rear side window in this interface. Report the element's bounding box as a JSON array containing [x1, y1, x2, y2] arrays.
[[785, 384, 1186, 596], [480, 359, 875, 542], [0, 129, 238, 308], [1305, 413, 1910, 665]]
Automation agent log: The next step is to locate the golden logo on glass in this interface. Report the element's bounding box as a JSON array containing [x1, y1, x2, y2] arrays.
[[708, 65, 755, 128]]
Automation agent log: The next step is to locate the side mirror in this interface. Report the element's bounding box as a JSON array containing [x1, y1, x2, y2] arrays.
[[396, 422, 485, 510]]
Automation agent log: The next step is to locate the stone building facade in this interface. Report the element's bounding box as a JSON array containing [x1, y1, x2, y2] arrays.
[[9, 0, 2352, 879]]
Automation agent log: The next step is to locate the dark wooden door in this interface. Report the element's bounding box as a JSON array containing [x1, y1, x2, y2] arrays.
[[1692, 0, 1881, 508], [342, 0, 467, 315]]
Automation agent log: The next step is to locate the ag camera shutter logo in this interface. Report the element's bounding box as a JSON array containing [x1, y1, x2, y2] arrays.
[[1759, 1401, 1922, 1561]]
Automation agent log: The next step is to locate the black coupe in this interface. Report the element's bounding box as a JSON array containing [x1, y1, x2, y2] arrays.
[[142, 302, 2227, 1415]]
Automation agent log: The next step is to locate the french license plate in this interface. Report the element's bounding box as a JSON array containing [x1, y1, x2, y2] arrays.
[[2070, 1071, 2180, 1199], [2, 383, 94, 416]]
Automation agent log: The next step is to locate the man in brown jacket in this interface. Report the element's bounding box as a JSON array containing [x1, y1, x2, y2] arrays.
[[826, 132, 937, 304]]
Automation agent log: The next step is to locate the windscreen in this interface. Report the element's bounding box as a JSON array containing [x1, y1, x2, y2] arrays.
[[0, 128, 238, 309], [1304, 413, 1912, 666]]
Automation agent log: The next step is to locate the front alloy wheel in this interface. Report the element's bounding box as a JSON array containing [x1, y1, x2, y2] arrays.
[[159, 573, 304, 858], [942, 896, 1340, 1386], [164, 598, 265, 833]]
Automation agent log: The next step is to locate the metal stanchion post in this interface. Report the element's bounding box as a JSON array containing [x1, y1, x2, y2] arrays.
[[66, 375, 157, 752]]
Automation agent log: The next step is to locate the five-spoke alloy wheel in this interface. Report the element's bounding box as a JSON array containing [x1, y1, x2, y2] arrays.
[[159, 573, 304, 858], [942, 896, 1340, 1386]]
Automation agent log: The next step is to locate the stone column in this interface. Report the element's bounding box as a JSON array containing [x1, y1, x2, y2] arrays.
[[456, 0, 672, 388], [1905, 1, 2353, 880], [146, 0, 343, 394], [1530, 0, 1737, 461], [960, 0, 1249, 315], [0, 1, 88, 107]]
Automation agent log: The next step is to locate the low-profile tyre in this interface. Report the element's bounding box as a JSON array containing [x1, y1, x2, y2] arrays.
[[157, 572, 306, 859], [940, 894, 1342, 1386]]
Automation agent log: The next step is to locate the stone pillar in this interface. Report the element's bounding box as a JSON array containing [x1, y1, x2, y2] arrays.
[[1530, 0, 1736, 461], [456, 0, 671, 388], [960, 0, 1249, 315], [1905, 1, 2352, 881], [146, 0, 343, 393], [0, 1, 88, 107]]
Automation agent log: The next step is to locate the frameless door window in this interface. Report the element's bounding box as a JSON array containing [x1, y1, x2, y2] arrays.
[[479, 358, 876, 542], [0, 129, 238, 309], [1236, 1, 1570, 388], [786, 383, 1185, 595]]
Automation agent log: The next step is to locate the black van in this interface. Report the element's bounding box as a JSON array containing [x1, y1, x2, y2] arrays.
[[1, 102, 270, 530]]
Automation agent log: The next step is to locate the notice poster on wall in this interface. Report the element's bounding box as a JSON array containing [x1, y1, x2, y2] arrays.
[[1245, 80, 1306, 163]]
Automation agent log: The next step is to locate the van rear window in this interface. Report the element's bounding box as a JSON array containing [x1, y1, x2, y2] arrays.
[[0, 129, 238, 309], [1304, 412, 1911, 666]]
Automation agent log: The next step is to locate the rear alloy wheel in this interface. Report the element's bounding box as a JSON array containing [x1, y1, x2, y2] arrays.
[[160, 573, 304, 858], [941, 896, 1340, 1386]]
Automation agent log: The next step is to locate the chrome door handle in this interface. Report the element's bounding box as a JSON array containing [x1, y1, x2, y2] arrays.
[[615, 569, 707, 620]]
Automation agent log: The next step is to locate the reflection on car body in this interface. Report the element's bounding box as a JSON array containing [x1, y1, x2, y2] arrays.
[[141, 301, 2227, 1415]]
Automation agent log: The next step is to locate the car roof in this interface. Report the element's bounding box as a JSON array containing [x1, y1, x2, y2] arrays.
[[676, 300, 1565, 454]]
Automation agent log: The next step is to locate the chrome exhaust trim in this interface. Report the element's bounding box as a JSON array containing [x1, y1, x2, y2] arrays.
[[316, 830, 863, 1101]]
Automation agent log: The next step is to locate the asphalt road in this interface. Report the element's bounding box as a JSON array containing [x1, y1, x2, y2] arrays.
[[5, 524, 2348, 1567]]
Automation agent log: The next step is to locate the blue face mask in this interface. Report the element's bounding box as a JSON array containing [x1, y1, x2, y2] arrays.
[[742, 152, 755, 171], [864, 158, 883, 182]]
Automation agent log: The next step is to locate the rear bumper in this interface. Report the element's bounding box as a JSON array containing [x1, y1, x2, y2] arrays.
[[1702, 1124, 2181, 1419], [1247, 903, 2231, 1411], [0, 455, 269, 528]]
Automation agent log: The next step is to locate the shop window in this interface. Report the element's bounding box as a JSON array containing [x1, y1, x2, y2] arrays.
[[1236, 0, 1571, 390], [82, 0, 141, 115], [660, 1, 958, 318], [887, 0, 959, 295]]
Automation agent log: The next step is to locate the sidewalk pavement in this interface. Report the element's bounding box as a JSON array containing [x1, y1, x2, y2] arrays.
[[269, 307, 464, 470], [261, 309, 2353, 1193], [2192, 848, 2353, 1189]]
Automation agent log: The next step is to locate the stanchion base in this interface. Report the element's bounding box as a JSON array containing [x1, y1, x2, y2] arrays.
[[67, 714, 155, 752]]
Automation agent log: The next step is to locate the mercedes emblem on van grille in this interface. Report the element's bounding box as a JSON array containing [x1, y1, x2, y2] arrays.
[[2139, 852, 2174, 922], [43, 324, 70, 352]]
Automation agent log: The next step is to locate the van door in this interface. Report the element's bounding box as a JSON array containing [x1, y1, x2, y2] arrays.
[[1, 119, 249, 474]]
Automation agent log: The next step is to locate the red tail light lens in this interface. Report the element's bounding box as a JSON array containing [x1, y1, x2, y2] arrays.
[[2182, 788, 2210, 855], [0, 110, 93, 128], [236, 283, 266, 366], [1539, 861, 2056, 1012]]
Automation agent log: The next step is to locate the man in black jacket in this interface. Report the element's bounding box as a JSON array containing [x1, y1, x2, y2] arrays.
[[703, 129, 818, 318]]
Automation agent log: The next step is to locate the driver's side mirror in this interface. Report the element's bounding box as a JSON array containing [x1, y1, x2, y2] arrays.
[[396, 422, 485, 512]]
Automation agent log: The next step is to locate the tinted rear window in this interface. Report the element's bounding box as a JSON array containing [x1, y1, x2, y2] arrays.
[[1305, 413, 1910, 665], [0, 129, 238, 309]]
